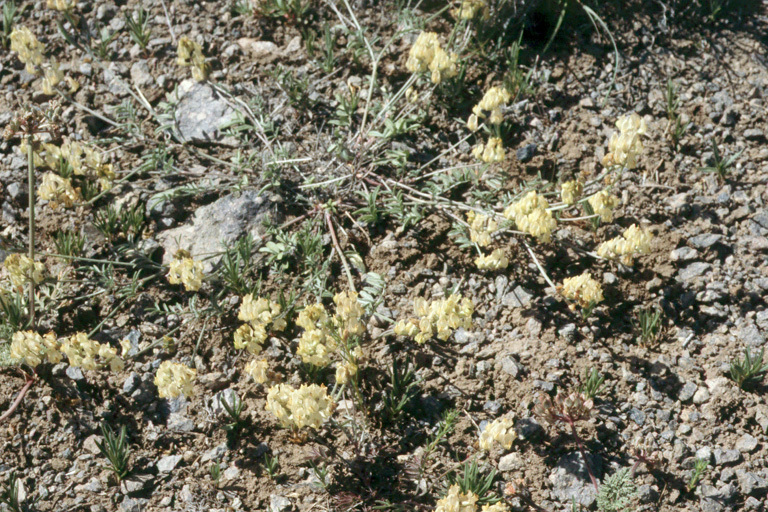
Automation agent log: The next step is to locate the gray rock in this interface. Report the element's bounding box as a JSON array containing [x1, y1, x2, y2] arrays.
[[693, 387, 710, 404], [483, 401, 502, 415], [736, 434, 758, 453], [671, 247, 699, 262], [157, 454, 183, 473], [737, 470, 768, 495], [558, 323, 578, 341], [714, 449, 741, 466], [678, 262, 712, 283], [65, 366, 85, 381], [83, 434, 102, 455], [679, 382, 697, 402], [744, 128, 764, 140], [739, 324, 765, 347], [629, 407, 645, 426], [120, 497, 148, 512], [549, 452, 601, 507], [120, 474, 151, 495], [174, 80, 236, 143], [130, 61, 153, 87], [269, 494, 292, 512], [501, 286, 533, 308], [500, 356, 520, 378], [201, 442, 228, 463], [6, 183, 22, 200], [637, 484, 658, 503], [696, 447, 713, 462], [156, 191, 274, 270], [514, 417, 543, 440], [689, 234, 722, 249], [210, 389, 238, 417], [123, 373, 141, 395], [498, 452, 521, 472], [744, 496, 762, 510], [516, 143, 537, 163], [167, 413, 194, 432]]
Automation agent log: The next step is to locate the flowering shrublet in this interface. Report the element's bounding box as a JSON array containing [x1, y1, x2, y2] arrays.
[[475, 249, 508, 271], [41, 61, 64, 95], [394, 294, 473, 344], [597, 224, 653, 266], [469, 86, 511, 130], [233, 323, 267, 354], [38, 172, 80, 208], [332, 290, 365, 338], [296, 303, 336, 367], [4, 254, 45, 289], [504, 191, 557, 242], [244, 358, 270, 384], [452, 0, 490, 20], [239, 295, 286, 329], [61, 333, 124, 371], [10, 331, 61, 367], [472, 137, 505, 163], [603, 113, 647, 169], [10, 27, 45, 74], [560, 180, 583, 205], [405, 32, 458, 84], [467, 211, 498, 247], [177, 36, 210, 81], [479, 416, 516, 451], [560, 272, 604, 311], [47, 0, 75, 11], [60, 139, 115, 189], [154, 361, 196, 399], [588, 190, 620, 223], [265, 383, 334, 429], [167, 250, 204, 291], [435, 484, 477, 512], [534, 391, 594, 424]]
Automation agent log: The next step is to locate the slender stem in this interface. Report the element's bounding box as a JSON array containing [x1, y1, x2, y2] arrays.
[[523, 241, 558, 291], [26, 138, 36, 328], [0, 378, 35, 424], [568, 420, 599, 492], [325, 211, 356, 293]]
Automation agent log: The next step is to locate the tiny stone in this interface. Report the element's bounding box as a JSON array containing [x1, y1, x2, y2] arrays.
[[744, 128, 764, 140], [483, 400, 502, 415], [269, 494, 292, 512], [693, 388, 710, 404], [671, 247, 699, 262], [157, 454, 183, 473], [736, 434, 758, 453], [679, 382, 697, 402], [516, 143, 537, 163], [696, 447, 713, 462], [501, 357, 520, 378], [689, 234, 722, 249], [714, 449, 741, 466]]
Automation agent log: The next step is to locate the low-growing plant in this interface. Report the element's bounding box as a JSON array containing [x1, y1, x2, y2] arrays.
[[381, 357, 418, 423], [210, 461, 222, 485], [309, 460, 330, 491], [263, 453, 279, 479], [54, 229, 85, 257], [634, 305, 662, 345], [0, 288, 27, 333], [0, 471, 22, 512], [686, 457, 709, 492], [97, 422, 131, 482], [320, 23, 337, 73], [597, 467, 636, 512], [445, 459, 498, 504], [2, 0, 23, 50], [124, 6, 151, 50], [220, 392, 249, 435], [729, 347, 768, 389], [700, 140, 742, 182], [261, 0, 310, 22], [578, 368, 605, 399]]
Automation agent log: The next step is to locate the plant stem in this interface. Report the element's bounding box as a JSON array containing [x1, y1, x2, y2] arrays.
[[0, 377, 35, 424], [568, 420, 599, 492], [26, 137, 36, 328], [325, 210, 356, 293]]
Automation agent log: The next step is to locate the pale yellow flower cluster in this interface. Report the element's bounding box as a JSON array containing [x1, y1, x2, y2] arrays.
[[435, 485, 508, 512], [603, 113, 647, 169], [234, 295, 285, 354], [394, 294, 473, 344], [587, 190, 620, 222], [244, 359, 270, 384], [467, 211, 498, 247], [405, 32, 458, 85], [3, 254, 45, 289], [452, 0, 489, 20], [475, 249, 508, 271], [479, 416, 516, 451], [60, 332, 124, 371], [265, 383, 334, 430], [47, 0, 75, 11], [560, 272, 604, 311], [560, 180, 583, 205], [596, 224, 653, 266], [468, 86, 511, 130], [59, 139, 115, 190], [154, 361, 196, 399], [41, 61, 64, 95], [38, 172, 80, 209], [10, 331, 61, 367], [10, 27, 45, 75], [471, 137, 505, 163], [332, 290, 365, 339], [167, 250, 204, 292], [296, 303, 335, 367], [504, 191, 557, 242], [177, 36, 210, 82]]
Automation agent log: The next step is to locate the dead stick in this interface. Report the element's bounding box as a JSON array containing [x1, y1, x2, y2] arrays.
[[0, 378, 35, 423]]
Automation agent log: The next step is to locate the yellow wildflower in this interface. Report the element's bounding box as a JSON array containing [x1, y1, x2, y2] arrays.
[[4, 254, 45, 289], [10, 27, 45, 75], [588, 190, 620, 223], [265, 383, 334, 430], [10, 331, 61, 367], [479, 416, 516, 451], [37, 172, 80, 208], [560, 272, 604, 311], [167, 250, 204, 291], [475, 249, 508, 270], [596, 224, 653, 266], [467, 211, 498, 247], [154, 361, 196, 399]]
